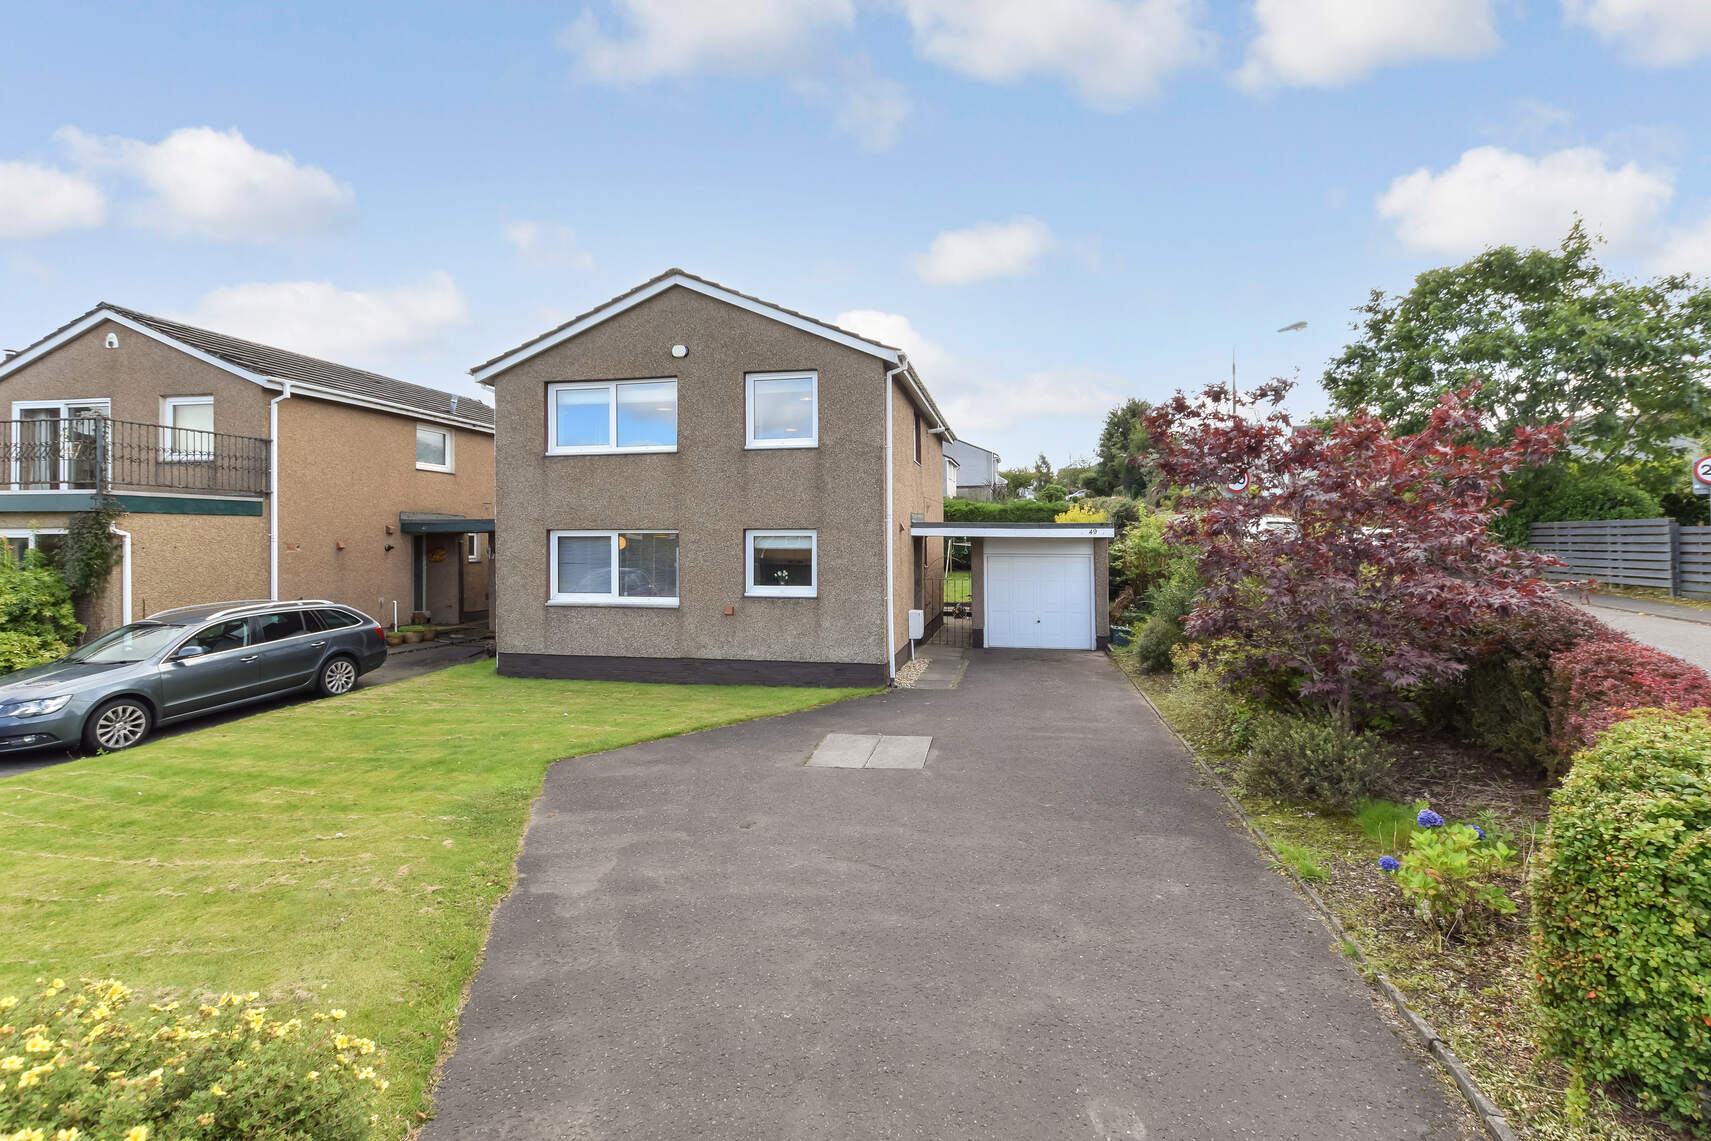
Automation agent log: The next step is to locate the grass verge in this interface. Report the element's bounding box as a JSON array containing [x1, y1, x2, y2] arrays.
[[1118, 654, 1691, 1141], [0, 660, 875, 1137]]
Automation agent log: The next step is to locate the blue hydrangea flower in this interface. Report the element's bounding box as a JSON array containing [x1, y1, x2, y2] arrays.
[[1379, 855, 1401, 872], [1417, 809, 1445, 828], [1470, 825, 1486, 840]]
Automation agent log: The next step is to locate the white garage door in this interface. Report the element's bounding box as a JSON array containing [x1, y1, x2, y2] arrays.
[[985, 542, 1095, 650]]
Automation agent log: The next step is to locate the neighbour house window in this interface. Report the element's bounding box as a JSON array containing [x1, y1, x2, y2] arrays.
[[746, 530, 816, 597], [466, 533, 482, 562], [161, 396, 214, 461], [913, 411, 922, 465], [746, 372, 817, 448], [549, 530, 679, 605], [416, 425, 454, 472], [547, 380, 678, 453]]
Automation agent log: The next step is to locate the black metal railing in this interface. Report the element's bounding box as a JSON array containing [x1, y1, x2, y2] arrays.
[[1, 416, 270, 496]]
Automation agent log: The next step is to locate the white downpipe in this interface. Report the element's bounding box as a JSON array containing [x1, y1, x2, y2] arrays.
[[111, 526, 132, 624], [267, 382, 293, 601], [884, 362, 905, 682]]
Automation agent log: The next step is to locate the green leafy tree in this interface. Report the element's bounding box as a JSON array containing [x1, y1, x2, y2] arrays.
[[997, 468, 1036, 499], [1086, 398, 1155, 498], [1324, 225, 1711, 491]]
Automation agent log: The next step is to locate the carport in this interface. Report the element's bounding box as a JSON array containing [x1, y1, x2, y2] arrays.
[[910, 521, 1115, 650], [399, 512, 496, 626]]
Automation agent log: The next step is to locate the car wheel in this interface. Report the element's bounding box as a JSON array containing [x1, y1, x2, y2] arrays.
[[83, 698, 153, 753], [317, 655, 359, 697]]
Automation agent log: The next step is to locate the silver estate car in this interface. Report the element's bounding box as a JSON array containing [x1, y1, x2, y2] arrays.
[[0, 600, 388, 755]]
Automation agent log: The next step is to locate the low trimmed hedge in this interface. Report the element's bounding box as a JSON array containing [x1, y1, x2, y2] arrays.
[[942, 498, 1073, 523], [1530, 709, 1711, 1133], [1549, 635, 1711, 755]]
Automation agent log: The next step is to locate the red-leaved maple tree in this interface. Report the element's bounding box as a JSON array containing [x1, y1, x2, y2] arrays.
[[1145, 380, 1574, 728]]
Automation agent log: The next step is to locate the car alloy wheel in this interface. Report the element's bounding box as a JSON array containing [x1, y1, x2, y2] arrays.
[[322, 658, 358, 695], [94, 703, 149, 750]]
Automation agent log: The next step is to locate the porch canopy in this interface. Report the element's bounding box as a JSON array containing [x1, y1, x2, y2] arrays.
[[399, 512, 494, 534]]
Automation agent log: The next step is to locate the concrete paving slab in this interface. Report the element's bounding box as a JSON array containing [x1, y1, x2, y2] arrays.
[[805, 732, 879, 768], [426, 649, 1479, 1141], [863, 734, 931, 769]]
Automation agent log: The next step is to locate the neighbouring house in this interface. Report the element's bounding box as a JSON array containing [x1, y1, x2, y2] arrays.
[[943, 452, 960, 498], [0, 304, 496, 634], [944, 438, 1005, 500], [473, 268, 1114, 684]]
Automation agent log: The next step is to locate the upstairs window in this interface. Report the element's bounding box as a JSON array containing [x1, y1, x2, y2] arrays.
[[416, 425, 454, 472], [548, 380, 678, 453], [746, 372, 817, 448], [161, 396, 214, 462], [913, 411, 922, 465]]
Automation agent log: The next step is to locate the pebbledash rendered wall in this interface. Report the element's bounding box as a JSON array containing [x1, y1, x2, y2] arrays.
[[490, 284, 941, 686]]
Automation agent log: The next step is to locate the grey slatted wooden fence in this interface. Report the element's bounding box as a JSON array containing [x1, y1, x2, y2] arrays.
[[1530, 518, 1711, 599]]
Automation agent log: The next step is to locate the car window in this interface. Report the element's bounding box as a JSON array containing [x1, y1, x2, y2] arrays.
[[254, 611, 309, 642], [64, 622, 186, 664], [183, 619, 250, 655], [312, 609, 361, 630]]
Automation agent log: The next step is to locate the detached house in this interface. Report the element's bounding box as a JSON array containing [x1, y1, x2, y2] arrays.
[[474, 270, 956, 686], [0, 305, 495, 633]]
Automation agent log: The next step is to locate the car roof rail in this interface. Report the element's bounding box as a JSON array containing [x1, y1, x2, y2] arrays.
[[146, 598, 341, 623]]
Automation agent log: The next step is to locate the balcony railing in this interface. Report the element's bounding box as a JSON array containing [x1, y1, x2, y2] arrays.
[[2, 416, 270, 497]]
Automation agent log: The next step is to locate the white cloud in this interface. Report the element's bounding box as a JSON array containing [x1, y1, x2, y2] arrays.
[[1652, 213, 1711, 278], [901, 0, 1211, 108], [836, 307, 1122, 439], [503, 221, 596, 270], [1562, 0, 1711, 65], [0, 161, 106, 239], [560, 0, 854, 82], [57, 126, 353, 241], [1237, 0, 1500, 89], [179, 273, 469, 363], [1376, 146, 1673, 255], [831, 73, 912, 151], [912, 216, 1056, 285]]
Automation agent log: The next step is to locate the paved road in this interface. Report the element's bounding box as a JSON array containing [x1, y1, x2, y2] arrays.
[[1582, 600, 1711, 672], [0, 640, 487, 778], [427, 651, 1473, 1141]]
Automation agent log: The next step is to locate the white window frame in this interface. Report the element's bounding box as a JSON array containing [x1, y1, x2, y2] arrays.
[[416, 424, 455, 473], [160, 395, 215, 462], [745, 529, 817, 598], [546, 379, 679, 455], [745, 371, 818, 450], [547, 529, 680, 607], [1, 528, 68, 562], [8, 398, 111, 490], [466, 532, 482, 563]]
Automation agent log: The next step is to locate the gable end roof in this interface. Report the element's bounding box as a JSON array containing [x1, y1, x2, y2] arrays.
[[0, 303, 494, 432]]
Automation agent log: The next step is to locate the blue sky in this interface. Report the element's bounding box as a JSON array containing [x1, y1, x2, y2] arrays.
[[3, 1, 1709, 468]]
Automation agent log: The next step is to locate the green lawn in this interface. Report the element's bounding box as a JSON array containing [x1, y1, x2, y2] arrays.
[[0, 661, 874, 1136], [943, 570, 971, 603]]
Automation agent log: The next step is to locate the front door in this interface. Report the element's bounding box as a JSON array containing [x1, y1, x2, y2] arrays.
[[157, 618, 260, 718]]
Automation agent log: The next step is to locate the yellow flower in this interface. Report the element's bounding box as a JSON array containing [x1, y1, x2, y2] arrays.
[[0, 997, 16, 1011], [14, 1129, 47, 1141], [23, 1035, 52, 1053], [124, 1128, 149, 1141], [54, 1129, 81, 1140], [356, 1067, 376, 1080], [306, 1070, 319, 1081], [16, 1068, 39, 1088], [330, 1009, 346, 1020], [210, 1082, 228, 1097], [0, 1056, 20, 1071]]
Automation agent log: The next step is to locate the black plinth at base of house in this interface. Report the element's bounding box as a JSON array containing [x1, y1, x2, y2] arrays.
[[971, 628, 984, 648], [498, 652, 888, 688], [1096, 634, 1111, 650]]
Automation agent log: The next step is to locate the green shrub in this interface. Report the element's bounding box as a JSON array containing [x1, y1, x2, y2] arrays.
[[1460, 654, 1554, 771], [1108, 512, 1174, 599], [942, 498, 1073, 523], [1132, 559, 1200, 672], [1496, 468, 1664, 545], [1530, 709, 1711, 1132], [1390, 817, 1517, 948], [1239, 712, 1393, 812], [1158, 646, 1258, 759], [1084, 496, 1141, 533], [0, 550, 81, 674], [1037, 482, 1067, 502], [0, 977, 388, 1141]]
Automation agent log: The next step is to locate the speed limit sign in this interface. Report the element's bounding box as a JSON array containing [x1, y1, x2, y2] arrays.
[[1695, 455, 1711, 495], [1225, 473, 1251, 495]]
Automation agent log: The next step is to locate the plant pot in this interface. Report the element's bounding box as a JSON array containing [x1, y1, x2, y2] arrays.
[[421, 625, 438, 641], [402, 631, 424, 644], [385, 634, 404, 647]]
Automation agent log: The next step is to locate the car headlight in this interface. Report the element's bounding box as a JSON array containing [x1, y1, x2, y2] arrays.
[[0, 695, 72, 718]]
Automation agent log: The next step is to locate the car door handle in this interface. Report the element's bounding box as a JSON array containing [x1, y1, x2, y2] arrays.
[[240, 655, 260, 663], [310, 640, 327, 647]]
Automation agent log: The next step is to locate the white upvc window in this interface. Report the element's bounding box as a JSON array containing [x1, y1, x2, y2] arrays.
[[160, 395, 214, 461], [548, 530, 680, 606], [745, 529, 817, 597], [416, 425, 454, 472], [9, 398, 111, 491], [547, 379, 678, 454], [1, 529, 67, 564], [745, 371, 817, 449], [466, 533, 482, 563]]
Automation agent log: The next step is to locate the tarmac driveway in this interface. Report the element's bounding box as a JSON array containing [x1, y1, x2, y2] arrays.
[[426, 651, 1472, 1140]]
